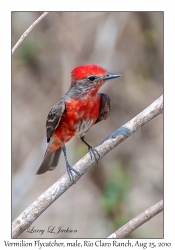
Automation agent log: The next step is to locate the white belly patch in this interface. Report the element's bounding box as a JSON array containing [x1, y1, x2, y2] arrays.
[[75, 119, 94, 137]]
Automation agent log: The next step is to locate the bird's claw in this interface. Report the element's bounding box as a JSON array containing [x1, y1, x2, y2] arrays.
[[88, 146, 100, 163], [66, 164, 80, 184]]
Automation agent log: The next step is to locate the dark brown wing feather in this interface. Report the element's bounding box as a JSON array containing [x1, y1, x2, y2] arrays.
[[46, 100, 65, 142], [95, 93, 111, 124]]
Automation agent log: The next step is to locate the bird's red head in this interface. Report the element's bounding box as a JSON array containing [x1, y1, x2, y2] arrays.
[[71, 64, 107, 83], [70, 64, 121, 94]]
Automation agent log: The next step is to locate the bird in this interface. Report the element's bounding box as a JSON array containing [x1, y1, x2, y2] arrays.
[[36, 64, 121, 182]]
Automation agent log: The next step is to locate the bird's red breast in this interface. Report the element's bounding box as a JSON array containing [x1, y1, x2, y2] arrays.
[[48, 93, 101, 152]]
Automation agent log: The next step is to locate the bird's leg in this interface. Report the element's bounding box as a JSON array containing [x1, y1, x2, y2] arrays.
[[61, 143, 80, 183], [80, 136, 100, 163]]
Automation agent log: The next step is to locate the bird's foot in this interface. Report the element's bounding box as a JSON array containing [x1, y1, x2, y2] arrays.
[[66, 164, 80, 184], [80, 137, 100, 163], [88, 146, 100, 163]]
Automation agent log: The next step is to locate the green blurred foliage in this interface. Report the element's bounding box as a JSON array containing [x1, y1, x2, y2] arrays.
[[102, 162, 130, 212], [101, 162, 131, 227], [17, 37, 39, 64]]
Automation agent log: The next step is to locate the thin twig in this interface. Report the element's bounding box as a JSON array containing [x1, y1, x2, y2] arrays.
[[12, 12, 49, 55], [12, 95, 163, 238], [108, 200, 163, 238]]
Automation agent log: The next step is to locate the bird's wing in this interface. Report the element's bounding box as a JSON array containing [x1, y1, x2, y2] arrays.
[[46, 100, 65, 143], [95, 93, 111, 124]]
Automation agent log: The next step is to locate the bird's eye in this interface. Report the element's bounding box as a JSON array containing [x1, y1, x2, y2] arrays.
[[88, 76, 96, 82]]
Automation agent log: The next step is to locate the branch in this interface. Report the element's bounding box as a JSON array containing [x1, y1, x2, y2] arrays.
[[12, 12, 49, 55], [12, 95, 163, 238], [108, 200, 163, 238]]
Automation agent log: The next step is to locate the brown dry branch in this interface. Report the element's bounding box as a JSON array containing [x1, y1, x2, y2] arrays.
[[108, 200, 163, 238], [12, 12, 49, 55], [12, 95, 163, 238]]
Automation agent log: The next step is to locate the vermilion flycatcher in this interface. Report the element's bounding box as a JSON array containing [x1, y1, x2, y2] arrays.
[[36, 64, 121, 182]]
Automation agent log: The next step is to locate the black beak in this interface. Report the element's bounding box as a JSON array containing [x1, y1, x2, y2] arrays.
[[103, 73, 121, 81]]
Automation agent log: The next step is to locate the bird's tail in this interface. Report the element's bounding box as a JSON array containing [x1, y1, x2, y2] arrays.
[[36, 148, 62, 175]]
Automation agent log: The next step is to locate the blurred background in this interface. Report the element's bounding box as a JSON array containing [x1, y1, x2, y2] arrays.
[[12, 12, 163, 238]]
